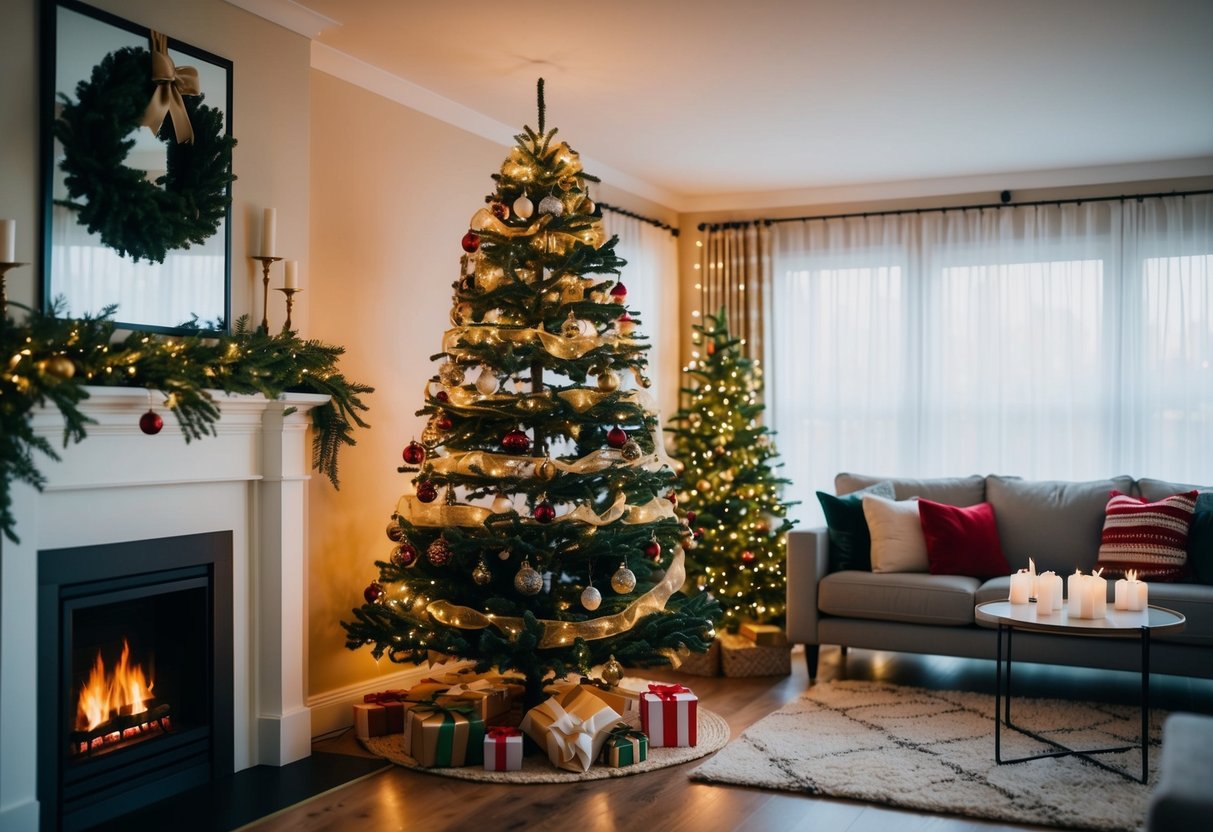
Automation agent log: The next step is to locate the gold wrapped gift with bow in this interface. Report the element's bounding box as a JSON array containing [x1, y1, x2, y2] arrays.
[[519, 686, 620, 772]]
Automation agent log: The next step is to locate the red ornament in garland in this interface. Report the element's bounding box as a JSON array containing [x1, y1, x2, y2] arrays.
[[437, 413, 454, 432], [491, 201, 510, 221], [139, 409, 163, 435], [416, 481, 438, 503], [666, 490, 678, 506], [741, 550, 755, 564], [461, 231, 481, 253], [386, 523, 405, 542], [610, 282, 627, 304], [402, 441, 426, 465], [363, 581, 384, 603], [533, 500, 556, 523], [644, 539, 662, 560], [686, 511, 697, 525], [606, 426, 627, 448], [435, 390, 450, 403], [427, 537, 453, 566], [391, 543, 418, 568], [502, 428, 530, 454]]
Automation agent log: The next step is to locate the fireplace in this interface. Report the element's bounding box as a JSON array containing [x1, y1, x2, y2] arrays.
[[38, 532, 233, 831]]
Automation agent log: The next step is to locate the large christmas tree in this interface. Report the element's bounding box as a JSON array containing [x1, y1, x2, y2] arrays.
[[668, 310, 795, 631], [343, 83, 718, 704]]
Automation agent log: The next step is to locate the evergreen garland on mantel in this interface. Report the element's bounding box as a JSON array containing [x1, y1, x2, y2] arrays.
[[1, 303, 373, 543]]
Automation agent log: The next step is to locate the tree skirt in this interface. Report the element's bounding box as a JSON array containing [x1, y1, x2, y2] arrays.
[[362, 707, 729, 783], [690, 680, 1163, 832]]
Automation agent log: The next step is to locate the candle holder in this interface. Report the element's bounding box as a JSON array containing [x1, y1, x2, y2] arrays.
[[274, 287, 302, 332], [251, 255, 282, 333], [0, 261, 30, 320]]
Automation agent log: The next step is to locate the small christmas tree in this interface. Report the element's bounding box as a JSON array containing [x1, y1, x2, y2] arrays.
[[342, 82, 718, 705], [668, 309, 796, 632]]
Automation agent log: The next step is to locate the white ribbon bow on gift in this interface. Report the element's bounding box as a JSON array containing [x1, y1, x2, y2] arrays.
[[538, 698, 618, 771]]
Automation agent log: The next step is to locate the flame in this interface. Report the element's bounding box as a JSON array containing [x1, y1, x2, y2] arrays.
[[76, 640, 154, 731], [1127, 569, 1138, 582]]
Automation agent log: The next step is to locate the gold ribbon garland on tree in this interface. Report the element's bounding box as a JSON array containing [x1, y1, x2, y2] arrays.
[[396, 491, 676, 529]]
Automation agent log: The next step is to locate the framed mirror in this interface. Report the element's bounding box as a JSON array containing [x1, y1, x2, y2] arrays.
[[41, 0, 233, 334]]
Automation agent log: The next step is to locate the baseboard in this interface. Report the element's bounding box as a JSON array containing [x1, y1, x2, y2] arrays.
[[0, 798, 39, 832], [305, 660, 471, 739]]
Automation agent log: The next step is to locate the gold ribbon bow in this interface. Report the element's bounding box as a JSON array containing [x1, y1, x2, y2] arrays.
[[141, 31, 200, 144]]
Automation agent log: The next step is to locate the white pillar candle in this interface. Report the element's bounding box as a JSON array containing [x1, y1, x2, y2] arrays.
[[1086, 571, 1107, 619], [1009, 570, 1032, 605], [1036, 571, 1063, 614], [284, 260, 298, 290], [0, 219, 15, 262], [1067, 569, 1084, 616], [1114, 570, 1149, 611], [261, 208, 277, 257]]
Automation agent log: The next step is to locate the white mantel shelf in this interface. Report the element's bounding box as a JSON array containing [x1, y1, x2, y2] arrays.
[[0, 386, 329, 831]]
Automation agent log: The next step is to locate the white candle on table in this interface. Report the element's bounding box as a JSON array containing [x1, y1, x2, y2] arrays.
[[0, 219, 15, 262], [261, 208, 277, 257], [284, 260, 298, 290], [1035, 571, 1062, 614], [1009, 569, 1032, 605], [1028, 557, 1037, 598], [1088, 570, 1107, 619], [1114, 570, 1148, 611], [1067, 569, 1084, 616]]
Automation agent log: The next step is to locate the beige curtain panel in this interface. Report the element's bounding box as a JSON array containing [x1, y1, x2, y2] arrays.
[[699, 222, 772, 360]]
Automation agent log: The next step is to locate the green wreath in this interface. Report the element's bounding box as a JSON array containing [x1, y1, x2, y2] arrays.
[[55, 46, 237, 264]]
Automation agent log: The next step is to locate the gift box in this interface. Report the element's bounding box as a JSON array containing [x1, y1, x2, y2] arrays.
[[600, 722, 648, 767], [739, 623, 787, 647], [720, 632, 791, 677], [639, 683, 698, 747], [520, 686, 620, 772], [355, 690, 409, 737], [544, 677, 639, 721], [353, 703, 390, 739], [404, 700, 486, 767], [483, 725, 523, 771], [437, 678, 524, 722]]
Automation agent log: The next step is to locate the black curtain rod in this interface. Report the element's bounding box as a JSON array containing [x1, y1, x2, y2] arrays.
[[599, 202, 680, 237], [696, 188, 1213, 232]]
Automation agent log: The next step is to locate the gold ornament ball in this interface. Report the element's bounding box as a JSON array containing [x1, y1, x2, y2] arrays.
[[44, 355, 76, 379], [561, 314, 584, 339], [597, 369, 620, 392], [672, 460, 686, 475], [696, 479, 712, 493], [472, 560, 492, 586], [558, 176, 577, 192], [535, 458, 557, 481], [610, 562, 637, 594], [514, 560, 544, 595], [439, 361, 465, 387], [620, 440, 642, 461], [475, 367, 499, 396], [601, 655, 624, 686]]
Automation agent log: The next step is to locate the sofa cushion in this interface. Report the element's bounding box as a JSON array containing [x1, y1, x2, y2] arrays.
[[1147, 582, 1213, 647], [863, 494, 928, 573], [986, 474, 1135, 575], [819, 571, 981, 626], [1096, 490, 1198, 581], [1190, 494, 1213, 586], [817, 480, 896, 572], [836, 473, 986, 506], [1136, 478, 1213, 502], [919, 500, 1010, 580]]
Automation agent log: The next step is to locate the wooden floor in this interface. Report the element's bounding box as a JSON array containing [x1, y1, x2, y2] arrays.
[[248, 647, 1213, 832]]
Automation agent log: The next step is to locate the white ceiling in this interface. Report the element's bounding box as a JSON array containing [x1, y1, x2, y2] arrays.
[[289, 0, 1213, 210]]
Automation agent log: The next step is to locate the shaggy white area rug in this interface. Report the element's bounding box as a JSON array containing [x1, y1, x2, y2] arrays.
[[690, 680, 1163, 832]]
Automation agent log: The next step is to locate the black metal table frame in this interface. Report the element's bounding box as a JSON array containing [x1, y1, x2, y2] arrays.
[[994, 621, 1150, 784]]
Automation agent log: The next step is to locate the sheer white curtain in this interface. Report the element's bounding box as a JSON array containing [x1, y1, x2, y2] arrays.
[[602, 211, 680, 418], [768, 194, 1213, 526]]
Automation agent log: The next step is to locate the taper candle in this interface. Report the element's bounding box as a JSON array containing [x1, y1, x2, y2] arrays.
[[284, 260, 298, 290], [261, 208, 277, 257], [0, 219, 14, 262]]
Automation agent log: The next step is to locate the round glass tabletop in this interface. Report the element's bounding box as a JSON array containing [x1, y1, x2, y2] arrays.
[[975, 600, 1186, 637]]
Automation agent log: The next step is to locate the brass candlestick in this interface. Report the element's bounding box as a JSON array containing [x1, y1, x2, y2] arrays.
[[251, 255, 282, 333], [0, 261, 30, 320], [274, 287, 302, 332]]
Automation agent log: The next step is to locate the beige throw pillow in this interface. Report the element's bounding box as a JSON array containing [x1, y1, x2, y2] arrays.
[[862, 493, 928, 573]]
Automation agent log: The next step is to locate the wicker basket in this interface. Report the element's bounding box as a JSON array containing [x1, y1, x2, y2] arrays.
[[671, 638, 720, 677], [720, 632, 791, 677]]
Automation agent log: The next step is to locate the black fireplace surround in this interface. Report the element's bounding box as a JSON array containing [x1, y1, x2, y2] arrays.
[[38, 532, 234, 831]]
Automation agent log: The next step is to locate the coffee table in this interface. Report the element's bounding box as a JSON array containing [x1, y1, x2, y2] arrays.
[[974, 600, 1185, 783]]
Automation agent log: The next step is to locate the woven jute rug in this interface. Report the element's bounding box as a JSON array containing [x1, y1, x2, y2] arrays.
[[362, 707, 729, 784], [690, 680, 1164, 832]]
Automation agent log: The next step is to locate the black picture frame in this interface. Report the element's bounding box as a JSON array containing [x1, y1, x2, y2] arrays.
[[40, 0, 233, 335]]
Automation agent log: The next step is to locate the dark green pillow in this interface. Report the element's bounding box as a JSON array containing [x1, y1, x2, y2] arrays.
[[817, 481, 896, 572], [1189, 493, 1213, 585]]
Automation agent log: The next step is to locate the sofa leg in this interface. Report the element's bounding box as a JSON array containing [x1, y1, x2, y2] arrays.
[[805, 645, 820, 680], [840, 645, 848, 657]]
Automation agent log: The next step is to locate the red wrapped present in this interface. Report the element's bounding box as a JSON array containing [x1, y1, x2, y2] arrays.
[[639, 683, 698, 747], [483, 725, 523, 771], [359, 690, 409, 734]]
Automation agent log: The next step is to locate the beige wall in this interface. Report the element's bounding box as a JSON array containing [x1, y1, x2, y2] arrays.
[[0, 0, 311, 329]]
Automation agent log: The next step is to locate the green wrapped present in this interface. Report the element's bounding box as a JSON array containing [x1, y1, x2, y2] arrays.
[[404, 699, 485, 767], [601, 722, 648, 767]]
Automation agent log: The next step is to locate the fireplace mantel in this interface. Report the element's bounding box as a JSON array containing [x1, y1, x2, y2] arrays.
[[1, 387, 328, 830]]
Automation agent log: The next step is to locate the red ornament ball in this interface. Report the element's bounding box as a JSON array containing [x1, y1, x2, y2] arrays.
[[666, 490, 678, 505], [686, 511, 697, 525], [461, 231, 481, 253], [741, 550, 756, 564], [502, 428, 530, 454], [139, 409, 163, 435], [533, 500, 556, 523], [437, 414, 454, 431], [416, 481, 438, 503], [391, 543, 418, 568], [644, 539, 662, 560], [491, 201, 510, 221], [427, 537, 453, 567], [364, 581, 384, 603], [606, 426, 627, 448], [435, 390, 450, 403], [610, 282, 628, 302], [402, 441, 426, 465], [386, 523, 405, 542]]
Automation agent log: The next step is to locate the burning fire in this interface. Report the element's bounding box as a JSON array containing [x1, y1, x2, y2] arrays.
[[77, 640, 154, 731]]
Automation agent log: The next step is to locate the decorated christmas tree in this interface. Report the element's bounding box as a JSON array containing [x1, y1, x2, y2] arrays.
[[342, 82, 718, 705], [668, 310, 795, 631]]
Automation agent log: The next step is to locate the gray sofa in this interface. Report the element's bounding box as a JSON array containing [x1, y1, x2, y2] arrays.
[[787, 473, 1213, 680]]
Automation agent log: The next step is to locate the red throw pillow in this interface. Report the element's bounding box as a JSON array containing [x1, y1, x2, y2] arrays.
[[918, 499, 1009, 580], [1096, 490, 1197, 581]]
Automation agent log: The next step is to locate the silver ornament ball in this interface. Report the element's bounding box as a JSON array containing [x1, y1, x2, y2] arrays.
[[610, 562, 637, 594], [538, 195, 564, 216], [580, 585, 602, 611]]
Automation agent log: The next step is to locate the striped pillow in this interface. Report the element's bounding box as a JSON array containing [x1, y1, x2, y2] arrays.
[[1096, 490, 1198, 581]]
